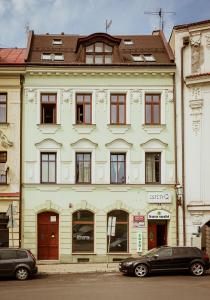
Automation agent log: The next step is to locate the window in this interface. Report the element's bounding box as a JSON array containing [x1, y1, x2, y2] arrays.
[[40, 153, 56, 183], [0, 213, 9, 247], [145, 94, 161, 125], [131, 54, 144, 62], [76, 94, 92, 124], [110, 153, 126, 184], [85, 42, 112, 64], [124, 40, 133, 45], [76, 153, 91, 183], [157, 247, 172, 257], [0, 93, 7, 123], [110, 94, 126, 124], [145, 152, 161, 184], [41, 53, 52, 60], [107, 210, 128, 253], [72, 210, 94, 252], [143, 54, 156, 62], [0, 152, 7, 184], [0, 250, 16, 259], [41, 53, 64, 61], [52, 39, 63, 45], [16, 250, 28, 259], [41, 94, 57, 124]]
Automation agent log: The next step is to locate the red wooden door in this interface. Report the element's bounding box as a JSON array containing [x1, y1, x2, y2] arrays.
[[38, 212, 59, 260], [148, 222, 157, 250]]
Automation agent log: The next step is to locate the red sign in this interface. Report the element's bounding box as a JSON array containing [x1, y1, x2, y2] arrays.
[[133, 215, 145, 228]]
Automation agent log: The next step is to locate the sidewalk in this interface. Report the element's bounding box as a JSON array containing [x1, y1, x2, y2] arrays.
[[37, 262, 119, 274]]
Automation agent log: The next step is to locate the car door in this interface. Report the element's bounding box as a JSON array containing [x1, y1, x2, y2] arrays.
[[0, 249, 16, 275], [172, 247, 193, 269], [150, 247, 173, 271]]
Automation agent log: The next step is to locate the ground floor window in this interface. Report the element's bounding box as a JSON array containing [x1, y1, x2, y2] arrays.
[[72, 210, 94, 252], [0, 213, 9, 247], [107, 210, 128, 252]]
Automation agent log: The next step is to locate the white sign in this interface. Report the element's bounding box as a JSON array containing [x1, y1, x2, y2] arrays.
[[50, 216, 57, 222], [137, 232, 143, 253], [148, 192, 171, 204], [107, 216, 116, 236], [148, 209, 171, 220]]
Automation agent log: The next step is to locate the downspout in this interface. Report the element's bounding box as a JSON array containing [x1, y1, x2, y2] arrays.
[[173, 73, 179, 245], [19, 74, 24, 248], [181, 36, 189, 246]]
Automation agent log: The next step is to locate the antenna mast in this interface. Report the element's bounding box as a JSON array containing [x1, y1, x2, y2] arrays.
[[144, 8, 176, 31], [105, 19, 112, 33]]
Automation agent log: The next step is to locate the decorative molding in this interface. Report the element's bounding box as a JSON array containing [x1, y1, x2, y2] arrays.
[[105, 138, 133, 148], [205, 35, 210, 49], [165, 89, 174, 103], [71, 138, 98, 148], [107, 124, 131, 134], [37, 124, 61, 134], [140, 138, 168, 149], [130, 89, 142, 104], [190, 34, 201, 74], [25, 89, 38, 104], [0, 130, 13, 148], [191, 87, 202, 100], [96, 89, 108, 104], [189, 99, 203, 135], [35, 138, 62, 149], [142, 124, 166, 134], [73, 124, 96, 134], [61, 89, 73, 104]]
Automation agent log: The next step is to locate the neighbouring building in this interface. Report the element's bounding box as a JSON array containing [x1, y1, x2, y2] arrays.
[[170, 20, 210, 254], [0, 48, 25, 248], [22, 30, 176, 262]]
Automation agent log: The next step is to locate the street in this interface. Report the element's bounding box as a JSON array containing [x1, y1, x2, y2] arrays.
[[0, 272, 210, 300]]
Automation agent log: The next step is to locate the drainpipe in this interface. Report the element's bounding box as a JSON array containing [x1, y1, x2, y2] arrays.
[[173, 74, 179, 245], [19, 74, 24, 248], [181, 36, 190, 246]]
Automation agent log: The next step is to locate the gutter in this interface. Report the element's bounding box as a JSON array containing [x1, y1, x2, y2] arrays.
[[181, 36, 190, 246]]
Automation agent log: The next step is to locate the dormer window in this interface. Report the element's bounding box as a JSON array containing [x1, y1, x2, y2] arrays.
[[41, 53, 64, 61], [131, 54, 144, 62], [143, 54, 156, 62], [85, 42, 113, 64], [52, 39, 63, 45], [124, 40, 133, 45]]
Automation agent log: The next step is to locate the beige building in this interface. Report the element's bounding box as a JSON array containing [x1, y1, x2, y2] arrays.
[[22, 31, 176, 262], [0, 48, 25, 247]]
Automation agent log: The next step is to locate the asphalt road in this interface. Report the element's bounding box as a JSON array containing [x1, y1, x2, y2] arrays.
[[0, 272, 210, 300]]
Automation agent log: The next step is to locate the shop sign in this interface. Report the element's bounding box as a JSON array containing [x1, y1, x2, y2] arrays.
[[133, 215, 145, 228], [148, 209, 171, 220], [148, 192, 171, 204], [137, 232, 143, 253], [107, 216, 116, 236]]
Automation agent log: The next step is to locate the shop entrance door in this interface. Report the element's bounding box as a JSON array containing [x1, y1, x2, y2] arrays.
[[37, 212, 59, 260], [148, 221, 167, 250]]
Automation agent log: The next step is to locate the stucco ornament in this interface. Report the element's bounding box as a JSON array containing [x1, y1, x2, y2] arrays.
[[165, 89, 173, 102], [0, 130, 13, 148], [189, 91, 203, 135], [62, 89, 73, 104], [26, 89, 37, 103], [190, 34, 201, 74], [130, 89, 142, 104], [96, 90, 108, 104], [205, 35, 210, 49]]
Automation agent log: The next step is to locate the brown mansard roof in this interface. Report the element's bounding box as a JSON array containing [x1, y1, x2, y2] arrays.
[[26, 31, 174, 66]]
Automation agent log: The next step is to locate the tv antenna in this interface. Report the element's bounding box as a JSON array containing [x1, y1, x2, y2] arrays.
[[144, 8, 176, 31], [105, 19, 112, 33]]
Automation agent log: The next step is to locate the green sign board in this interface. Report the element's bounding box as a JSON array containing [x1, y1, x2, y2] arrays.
[[137, 232, 143, 253]]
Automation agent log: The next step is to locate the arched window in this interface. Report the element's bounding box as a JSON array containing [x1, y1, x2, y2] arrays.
[[72, 210, 94, 252], [107, 210, 129, 253]]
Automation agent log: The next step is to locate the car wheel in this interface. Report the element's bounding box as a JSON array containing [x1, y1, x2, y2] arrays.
[[15, 267, 29, 280], [134, 264, 148, 278], [190, 262, 204, 276]]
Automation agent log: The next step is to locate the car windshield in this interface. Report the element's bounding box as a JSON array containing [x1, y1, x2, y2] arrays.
[[144, 248, 159, 257]]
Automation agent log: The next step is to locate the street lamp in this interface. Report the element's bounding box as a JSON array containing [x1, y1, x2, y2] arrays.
[[176, 184, 183, 206]]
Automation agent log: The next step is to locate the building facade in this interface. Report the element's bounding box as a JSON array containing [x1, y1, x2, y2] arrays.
[[22, 31, 176, 262], [170, 20, 210, 254], [0, 48, 25, 248]]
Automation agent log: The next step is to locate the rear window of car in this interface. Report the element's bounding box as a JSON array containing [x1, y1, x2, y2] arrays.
[[0, 250, 17, 260], [173, 247, 201, 256], [16, 250, 28, 259]]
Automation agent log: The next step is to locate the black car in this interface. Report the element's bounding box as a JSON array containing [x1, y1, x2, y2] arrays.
[[0, 248, 38, 280], [119, 246, 210, 277]]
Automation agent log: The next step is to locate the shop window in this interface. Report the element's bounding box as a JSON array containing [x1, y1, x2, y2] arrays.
[[107, 210, 128, 253], [145, 152, 161, 184], [72, 210, 94, 252], [0, 93, 7, 123], [40, 152, 56, 183], [41, 94, 57, 124], [0, 152, 7, 184], [85, 42, 112, 64], [110, 153, 126, 184], [0, 213, 9, 247], [76, 94, 92, 124], [145, 94, 161, 125], [110, 94, 126, 124], [76, 153, 91, 183]]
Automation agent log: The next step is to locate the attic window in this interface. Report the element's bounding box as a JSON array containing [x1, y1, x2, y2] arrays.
[[52, 39, 63, 45], [124, 40, 133, 45], [143, 54, 156, 62], [85, 42, 112, 64], [41, 53, 64, 61], [131, 54, 144, 62]]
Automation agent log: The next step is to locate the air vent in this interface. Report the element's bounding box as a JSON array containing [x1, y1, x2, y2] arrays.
[[77, 258, 89, 263], [124, 40, 134, 45]]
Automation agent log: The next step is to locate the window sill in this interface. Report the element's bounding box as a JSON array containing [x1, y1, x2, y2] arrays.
[[72, 253, 96, 255], [0, 123, 9, 127], [142, 124, 166, 134], [107, 124, 131, 134], [0, 183, 9, 186], [73, 124, 96, 134], [37, 124, 61, 134]]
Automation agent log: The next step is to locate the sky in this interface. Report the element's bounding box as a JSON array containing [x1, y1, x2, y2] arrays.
[[0, 0, 210, 47]]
